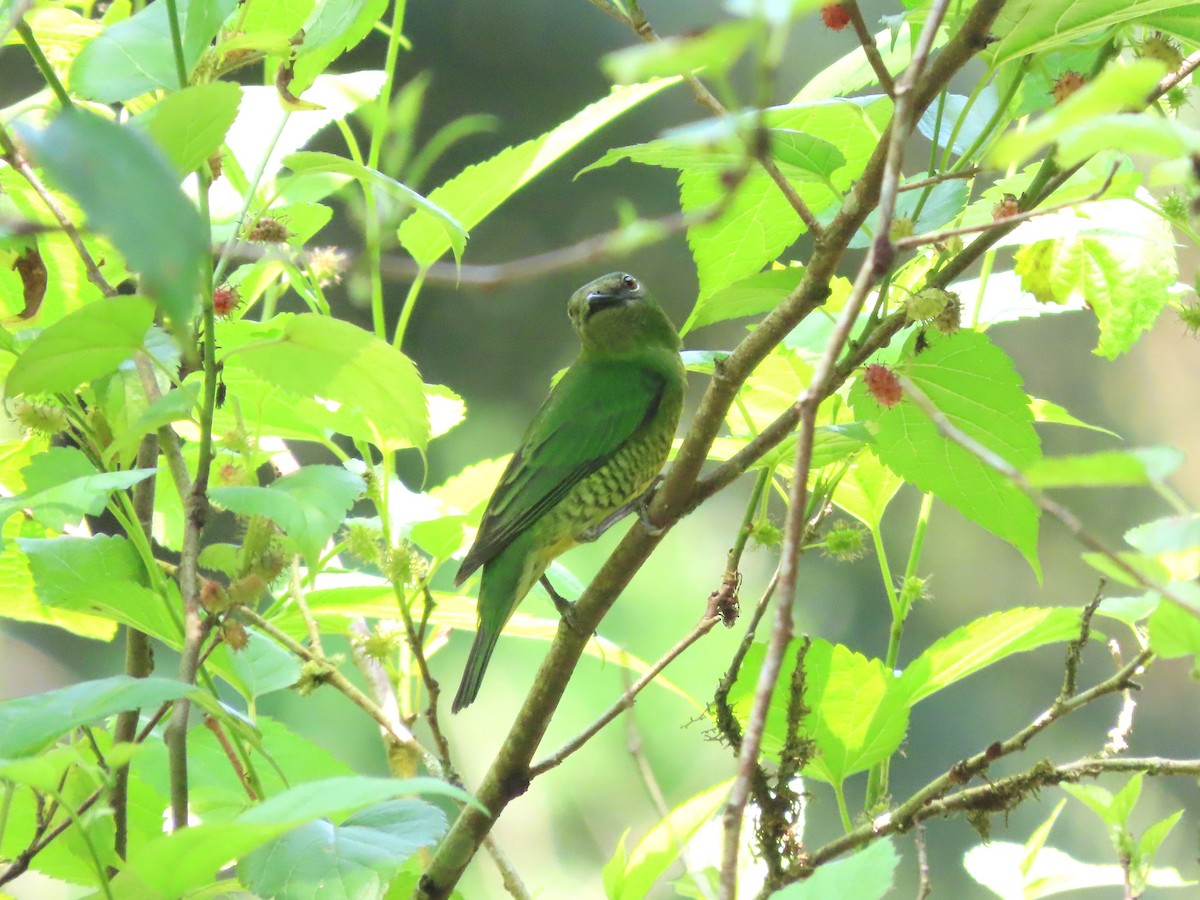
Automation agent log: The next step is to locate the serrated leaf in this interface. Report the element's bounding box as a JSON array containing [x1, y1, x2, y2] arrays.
[[851, 330, 1042, 573], [772, 838, 899, 899], [1148, 599, 1200, 662], [399, 80, 678, 268], [210, 465, 363, 568], [5, 295, 153, 396], [989, 0, 1188, 65], [833, 449, 903, 529], [284, 151, 466, 260], [290, 0, 389, 94], [20, 534, 180, 645], [0, 675, 193, 757], [133, 82, 243, 178], [239, 799, 447, 900], [729, 639, 909, 786], [901, 608, 1085, 704], [225, 314, 429, 452], [992, 61, 1167, 166], [18, 114, 207, 332], [678, 97, 890, 299], [683, 266, 805, 333], [0, 446, 154, 541], [70, 0, 238, 101], [0, 517, 116, 640]]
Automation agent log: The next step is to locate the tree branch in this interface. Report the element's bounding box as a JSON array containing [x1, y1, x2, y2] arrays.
[[844, 2, 896, 97]]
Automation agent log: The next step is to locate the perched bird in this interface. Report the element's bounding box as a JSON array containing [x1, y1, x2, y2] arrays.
[[452, 272, 686, 713]]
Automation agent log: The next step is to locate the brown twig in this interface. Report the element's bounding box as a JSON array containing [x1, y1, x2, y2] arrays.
[[717, 4, 954, 894], [530, 616, 722, 776], [894, 162, 1118, 252], [897, 167, 980, 192], [844, 2, 896, 97], [204, 716, 258, 800], [914, 822, 931, 900]]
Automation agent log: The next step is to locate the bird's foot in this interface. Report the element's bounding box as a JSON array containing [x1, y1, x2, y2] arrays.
[[540, 575, 587, 635], [636, 476, 667, 536]]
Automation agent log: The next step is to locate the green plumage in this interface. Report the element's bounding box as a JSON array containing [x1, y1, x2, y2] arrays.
[[452, 273, 685, 713]]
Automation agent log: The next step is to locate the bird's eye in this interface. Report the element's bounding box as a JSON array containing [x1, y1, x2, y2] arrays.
[[621, 275, 639, 292]]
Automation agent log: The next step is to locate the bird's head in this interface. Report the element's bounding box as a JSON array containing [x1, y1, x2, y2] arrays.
[[567, 272, 681, 357]]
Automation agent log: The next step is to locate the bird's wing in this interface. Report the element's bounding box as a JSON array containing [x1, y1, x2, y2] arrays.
[[455, 361, 666, 583]]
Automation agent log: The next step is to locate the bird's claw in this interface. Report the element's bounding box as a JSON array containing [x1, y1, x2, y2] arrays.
[[636, 477, 667, 536], [540, 575, 589, 636]]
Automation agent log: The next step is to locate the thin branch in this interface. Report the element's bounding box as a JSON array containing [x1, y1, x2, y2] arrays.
[[844, 2, 896, 97], [238, 607, 437, 766], [415, 4, 1009, 896], [529, 616, 722, 776], [788, 650, 1155, 882], [896, 167, 979, 192], [718, 4, 953, 893], [914, 822, 931, 900], [898, 376, 1199, 616], [894, 163, 1118, 252]]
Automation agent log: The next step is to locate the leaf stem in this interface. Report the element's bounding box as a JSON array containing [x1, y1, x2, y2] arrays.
[[163, 0, 189, 90], [14, 18, 73, 109]]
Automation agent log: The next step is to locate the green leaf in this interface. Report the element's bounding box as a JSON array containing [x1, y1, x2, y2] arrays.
[[132, 82, 243, 178], [1029, 397, 1119, 437], [0, 675, 193, 757], [0, 446, 155, 540], [723, 0, 828, 24], [224, 71, 386, 189], [398, 80, 679, 268], [606, 780, 732, 900], [729, 639, 909, 787], [919, 91, 1000, 158], [772, 838, 899, 899], [901, 608, 1086, 704], [209, 630, 302, 699], [124, 777, 474, 898], [602, 20, 759, 84], [989, 0, 1188, 65], [5, 295, 153, 396], [290, 0, 389, 94], [20, 534, 181, 645], [239, 799, 447, 900], [226, 314, 430, 452], [965, 840, 1195, 898], [1125, 514, 1200, 581], [1148, 600, 1200, 664], [0, 517, 117, 640], [851, 330, 1042, 573], [284, 151, 465, 261], [1024, 446, 1184, 488], [70, 0, 238, 101], [683, 266, 805, 334], [210, 465, 363, 568], [795, 21, 922, 102], [18, 113, 208, 332], [833, 449, 904, 530], [678, 97, 890, 299], [991, 60, 1167, 166], [1053, 113, 1200, 170]]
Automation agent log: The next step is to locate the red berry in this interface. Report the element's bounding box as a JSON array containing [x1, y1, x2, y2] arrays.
[[991, 193, 1019, 221], [821, 4, 850, 30], [212, 285, 241, 317], [1051, 71, 1086, 105], [864, 364, 902, 408]]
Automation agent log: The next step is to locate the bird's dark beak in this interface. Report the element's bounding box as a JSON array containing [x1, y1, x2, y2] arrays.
[[585, 290, 626, 316]]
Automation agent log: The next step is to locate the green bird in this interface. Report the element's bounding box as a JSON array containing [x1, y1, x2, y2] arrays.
[[452, 272, 686, 713]]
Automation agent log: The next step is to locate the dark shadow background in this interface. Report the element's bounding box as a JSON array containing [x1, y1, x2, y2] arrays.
[[2, 2, 1198, 898]]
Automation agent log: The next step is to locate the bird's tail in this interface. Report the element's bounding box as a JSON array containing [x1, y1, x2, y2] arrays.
[[452, 624, 503, 713]]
